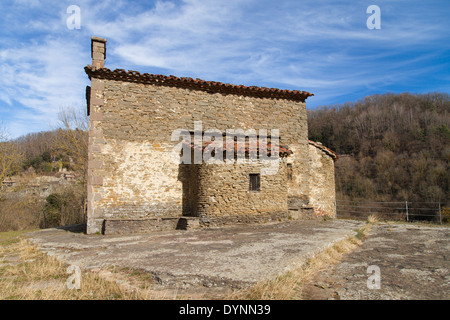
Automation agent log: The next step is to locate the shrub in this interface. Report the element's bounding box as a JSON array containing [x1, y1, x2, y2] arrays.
[[442, 206, 450, 223], [41, 184, 86, 228], [0, 194, 42, 232]]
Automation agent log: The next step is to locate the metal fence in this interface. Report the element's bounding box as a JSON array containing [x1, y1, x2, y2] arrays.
[[335, 200, 448, 224]]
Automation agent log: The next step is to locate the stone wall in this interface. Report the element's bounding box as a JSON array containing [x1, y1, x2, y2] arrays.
[[100, 80, 308, 144], [87, 77, 309, 233], [103, 217, 180, 235], [85, 37, 337, 234], [308, 142, 337, 218], [189, 160, 288, 217]]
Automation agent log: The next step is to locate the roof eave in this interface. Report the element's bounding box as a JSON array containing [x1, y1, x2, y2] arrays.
[[85, 65, 314, 102]]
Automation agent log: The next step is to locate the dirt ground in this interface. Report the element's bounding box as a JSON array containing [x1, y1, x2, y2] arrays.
[[24, 219, 449, 300], [303, 222, 450, 300]]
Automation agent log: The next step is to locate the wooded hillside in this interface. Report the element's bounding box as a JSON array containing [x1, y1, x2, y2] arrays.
[[308, 92, 450, 204], [0, 109, 88, 231]]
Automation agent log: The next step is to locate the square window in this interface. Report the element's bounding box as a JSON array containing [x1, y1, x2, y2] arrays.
[[249, 174, 260, 191]]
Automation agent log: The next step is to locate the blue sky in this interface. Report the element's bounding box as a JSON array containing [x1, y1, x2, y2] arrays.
[[1, 0, 449, 138]]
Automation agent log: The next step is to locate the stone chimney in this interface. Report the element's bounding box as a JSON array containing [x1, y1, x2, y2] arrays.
[[91, 36, 107, 69]]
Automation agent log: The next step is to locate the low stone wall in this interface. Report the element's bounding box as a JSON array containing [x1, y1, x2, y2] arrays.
[[101, 206, 324, 234], [102, 212, 295, 234], [103, 217, 180, 235], [198, 211, 290, 228]]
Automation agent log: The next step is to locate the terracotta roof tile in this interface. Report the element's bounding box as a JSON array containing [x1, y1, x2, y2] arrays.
[[181, 140, 293, 158], [308, 140, 338, 159], [85, 65, 313, 102]]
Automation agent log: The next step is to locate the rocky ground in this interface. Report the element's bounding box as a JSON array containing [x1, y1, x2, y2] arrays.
[[23, 219, 450, 299], [25, 219, 363, 298], [303, 222, 450, 300]]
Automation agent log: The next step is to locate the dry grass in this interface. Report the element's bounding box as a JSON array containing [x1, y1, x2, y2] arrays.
[[229, 217, 376, 300], [367, 214, 379, 224], [0, 236, 163, 300]]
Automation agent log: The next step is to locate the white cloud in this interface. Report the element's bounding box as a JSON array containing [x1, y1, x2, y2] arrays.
[[81, 0, 449, 86], [13, 0, 41, 7], [0, 37, 88, 137], [0, 0, 449, 137]]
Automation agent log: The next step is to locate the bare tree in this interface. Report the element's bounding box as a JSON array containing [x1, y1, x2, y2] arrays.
[[56, 107, 89, 181], [0, 125, 24, 189]]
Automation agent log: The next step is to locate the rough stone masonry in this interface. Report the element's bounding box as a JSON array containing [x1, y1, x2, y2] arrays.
[[84, 36, 338, 235]]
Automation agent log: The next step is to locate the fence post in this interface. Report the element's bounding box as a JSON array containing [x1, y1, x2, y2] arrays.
[[439, 202, 442, 224], [405, 201, 409, 222], [335, 199, 337, 218]]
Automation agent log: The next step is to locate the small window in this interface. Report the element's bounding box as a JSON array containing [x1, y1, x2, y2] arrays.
[[249, 174, 260, 191], [287, 163, 293, 181]]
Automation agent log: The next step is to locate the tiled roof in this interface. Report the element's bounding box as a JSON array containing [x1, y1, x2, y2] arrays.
[[308, 140, 338, 159], [85, 65, 313, 102], [182, 140, 293, 158]]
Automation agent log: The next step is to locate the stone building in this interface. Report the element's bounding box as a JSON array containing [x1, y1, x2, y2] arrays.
[[85, 37, 337, 235]]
